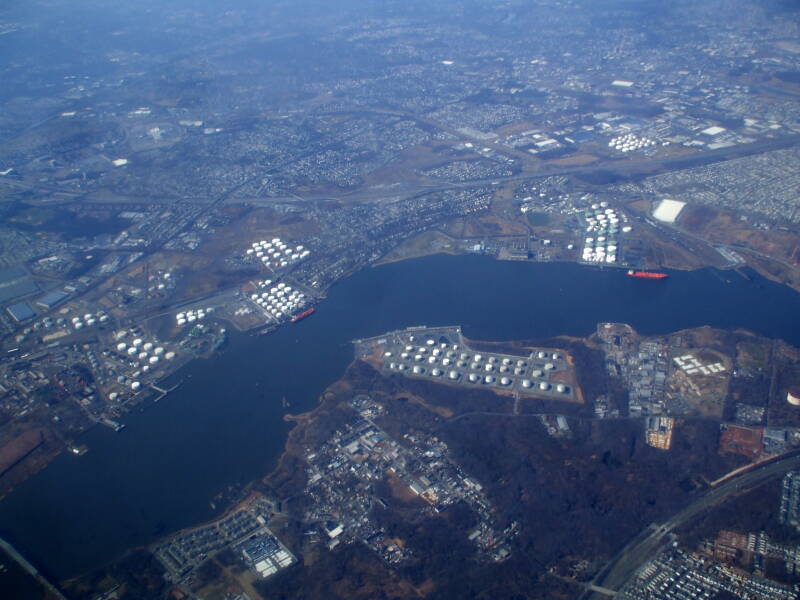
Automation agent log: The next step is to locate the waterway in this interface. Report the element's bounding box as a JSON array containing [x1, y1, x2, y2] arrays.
[[2, 254, 800, 583]]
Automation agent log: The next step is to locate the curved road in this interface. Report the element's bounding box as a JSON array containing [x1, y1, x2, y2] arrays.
[[581, 451, 800, 599]]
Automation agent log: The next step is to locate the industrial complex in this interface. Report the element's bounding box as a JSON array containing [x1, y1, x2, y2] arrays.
[[355, 325, 578, 401]]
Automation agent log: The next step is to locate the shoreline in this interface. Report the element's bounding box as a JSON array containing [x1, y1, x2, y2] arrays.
[[4, 253, 800, 586]]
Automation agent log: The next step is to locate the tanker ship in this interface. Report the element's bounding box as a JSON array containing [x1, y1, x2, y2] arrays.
[[290, 307, 315, 323], [627, 269, 668, 280]]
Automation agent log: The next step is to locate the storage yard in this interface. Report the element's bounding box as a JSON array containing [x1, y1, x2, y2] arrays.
[[244, 237, 310, 271], [580, 202, 633, 266], [355, 325, 577, 400]]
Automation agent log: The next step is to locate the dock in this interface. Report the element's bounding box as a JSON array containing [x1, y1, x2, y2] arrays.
[[151, 381, 182, 402]]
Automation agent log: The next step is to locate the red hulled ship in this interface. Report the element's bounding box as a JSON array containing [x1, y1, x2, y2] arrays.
[[627, 269, 668, 280], [290, 307, 315, 323]]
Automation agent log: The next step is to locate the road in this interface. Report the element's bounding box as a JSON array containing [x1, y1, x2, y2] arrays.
[[581, 451, 800, 600]]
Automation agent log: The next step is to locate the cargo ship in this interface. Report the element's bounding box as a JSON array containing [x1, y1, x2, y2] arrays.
[[627, 269, 668, 280], [290, 307, 315, 323]]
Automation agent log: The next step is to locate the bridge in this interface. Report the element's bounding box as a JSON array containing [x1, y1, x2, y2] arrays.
[[0, 536, 69, 599]]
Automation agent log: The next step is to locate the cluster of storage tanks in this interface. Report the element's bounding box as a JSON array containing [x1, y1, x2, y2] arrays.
[[245, 238, 310, 268], [608, 133, 656, 152], [249, 280, 306, 320], [111, 330, 176, 397], [581, 202, 632, 264], [107, 374, 143, 400], [175, 307, 213, 326], [70, 311, 110, 330], [384, 338, 569, 394]]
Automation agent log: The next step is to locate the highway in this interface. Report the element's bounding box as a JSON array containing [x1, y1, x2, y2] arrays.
[[581, 451, 800, 600]]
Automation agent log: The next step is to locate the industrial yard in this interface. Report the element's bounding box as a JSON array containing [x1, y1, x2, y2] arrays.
[[354, 325, 578, 401]]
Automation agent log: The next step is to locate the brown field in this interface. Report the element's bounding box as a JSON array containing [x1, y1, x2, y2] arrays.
[[546, 154, 600, 167], [375, 229, 461, 266], [458, 213, 528, 238], [391, 391, 455, 418], [669, 204, 800, 291], [494, 120, 540, 136], [0, 429, 44, 474], [386, 472, 423, 504], [719, 425, 763, 460]]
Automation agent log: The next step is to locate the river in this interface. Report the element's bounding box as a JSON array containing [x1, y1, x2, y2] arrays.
[[1, 254, 800, 582]]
